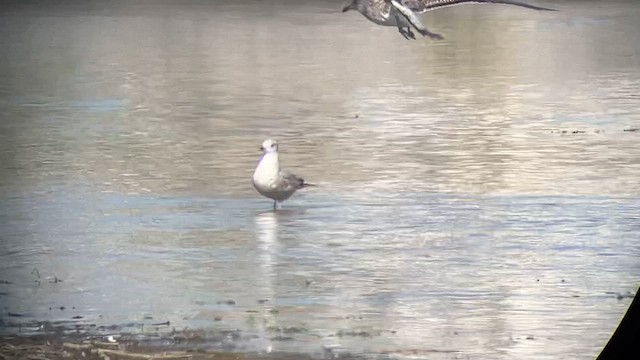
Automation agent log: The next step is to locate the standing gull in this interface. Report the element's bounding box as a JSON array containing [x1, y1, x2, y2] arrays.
[[342, 0, 557, 40], [253, 139, 314, 210]]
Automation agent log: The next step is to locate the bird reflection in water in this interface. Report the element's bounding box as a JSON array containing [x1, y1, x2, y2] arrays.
[[253, 209, 309, 352]]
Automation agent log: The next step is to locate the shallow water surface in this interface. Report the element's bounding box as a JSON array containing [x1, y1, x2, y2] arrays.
[[1, 1, 639, 359]]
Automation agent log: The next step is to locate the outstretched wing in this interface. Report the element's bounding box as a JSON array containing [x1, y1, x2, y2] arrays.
[[402, 0, 557, 13]]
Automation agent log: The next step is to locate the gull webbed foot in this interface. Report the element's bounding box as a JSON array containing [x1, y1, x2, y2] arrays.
[[397, 27, 414, 40], [406, 27, 416, 39]]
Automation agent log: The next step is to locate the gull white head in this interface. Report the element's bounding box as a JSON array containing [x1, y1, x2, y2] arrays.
[[260, 139, 279, 153]]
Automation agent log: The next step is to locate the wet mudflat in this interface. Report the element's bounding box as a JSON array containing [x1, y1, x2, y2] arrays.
[[0, 333, 316, 360], [1, 0, 640, 359]]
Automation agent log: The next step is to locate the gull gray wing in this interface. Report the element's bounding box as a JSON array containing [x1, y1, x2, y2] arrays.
[[279, 169, 307, 191], [402, 0, 557, 13], [389, 0, 445, 39], [389, 0, 428, 30], [366, 0, 394, 23]]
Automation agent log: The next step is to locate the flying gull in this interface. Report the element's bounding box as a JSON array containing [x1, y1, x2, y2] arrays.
[[252, 139, 314, 210], [342, 0, 557, 40]]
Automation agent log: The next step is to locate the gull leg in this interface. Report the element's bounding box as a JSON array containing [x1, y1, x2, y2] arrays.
[[273, 200, 277, 210], [405, 27, 416, 40], [397, 27, 410, 40]]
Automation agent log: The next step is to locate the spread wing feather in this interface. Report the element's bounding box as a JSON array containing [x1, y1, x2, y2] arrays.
[[402, 0, 556, 13]]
